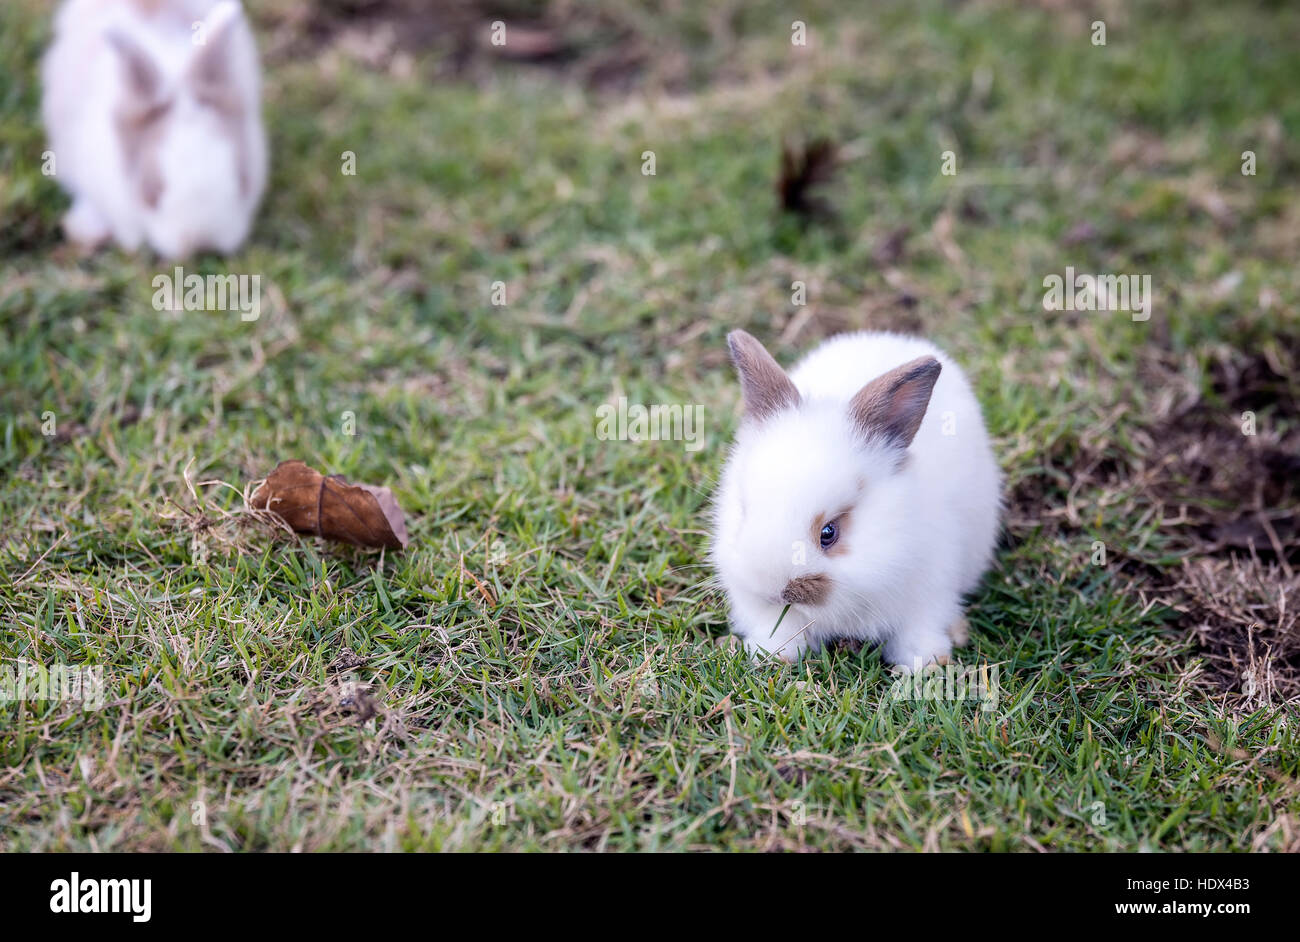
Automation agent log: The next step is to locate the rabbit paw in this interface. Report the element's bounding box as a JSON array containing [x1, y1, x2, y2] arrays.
[[63, 199, 109, 250], [948, 614, 970, 647], [883, 621, 952, 673]]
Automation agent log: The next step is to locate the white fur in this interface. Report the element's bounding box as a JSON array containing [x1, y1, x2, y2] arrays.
[[711, 331, 1001, 669], [42, 0, 267, 258]]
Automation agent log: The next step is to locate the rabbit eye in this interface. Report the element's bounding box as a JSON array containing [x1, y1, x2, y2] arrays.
[[819, 521, 839, 549]]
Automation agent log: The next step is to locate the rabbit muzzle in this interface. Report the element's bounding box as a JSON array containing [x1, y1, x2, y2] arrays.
[[781, 574, 830, 606]]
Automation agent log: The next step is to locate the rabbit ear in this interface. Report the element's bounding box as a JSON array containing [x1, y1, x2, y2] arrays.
[[189, 1, 244, 91], [105, 29, 163, 103], [727, 330, 800, 421], [848, 356, 941, 448]]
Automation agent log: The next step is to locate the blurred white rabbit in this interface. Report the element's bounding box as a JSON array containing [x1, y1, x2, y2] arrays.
[[42, 0, 268, 258], [711, 330, 1002, 670]]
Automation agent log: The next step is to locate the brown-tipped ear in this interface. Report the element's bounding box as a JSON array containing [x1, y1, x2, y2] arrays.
[[848, 355, 942, 448], [727, 330, 800, 421], [106, 30, 162, 103], [189, 1, 243, 94]]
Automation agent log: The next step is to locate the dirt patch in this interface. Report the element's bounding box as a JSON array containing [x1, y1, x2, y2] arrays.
[[258, 0, 654, 91], [1152, 337, 1296, 551], [1143, 339, 1299, 704], [1011, 334, 1300, 708]]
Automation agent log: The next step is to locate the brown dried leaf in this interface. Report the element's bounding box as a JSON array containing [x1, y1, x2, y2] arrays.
[[338, 681, 379, 722], [777, 137, 840, 221], [250, 460, 409, 550]]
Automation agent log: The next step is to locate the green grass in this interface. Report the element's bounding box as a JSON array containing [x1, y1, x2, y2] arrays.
[[2, 0, 1298, 851]]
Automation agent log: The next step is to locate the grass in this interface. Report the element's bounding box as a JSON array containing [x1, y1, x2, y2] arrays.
[[1, 0, 1299, 851]]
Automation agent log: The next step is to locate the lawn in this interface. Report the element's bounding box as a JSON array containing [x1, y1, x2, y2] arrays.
[[1, 0, 1298, 851]]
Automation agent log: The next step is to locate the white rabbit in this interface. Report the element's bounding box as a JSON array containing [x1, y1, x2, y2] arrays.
[[711, 330, 1001, 670], [42, 0, 267, 259]]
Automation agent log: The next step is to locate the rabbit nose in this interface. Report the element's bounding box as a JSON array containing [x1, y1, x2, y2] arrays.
[[781, 574, 830, 606]]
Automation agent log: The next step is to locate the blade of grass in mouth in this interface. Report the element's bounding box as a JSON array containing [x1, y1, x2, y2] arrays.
[[769, 603, 792, 639]]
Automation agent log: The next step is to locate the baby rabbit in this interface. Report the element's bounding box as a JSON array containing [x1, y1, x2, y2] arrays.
[[711, 330, 1001, 670], [42, 0, 267, 258]]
